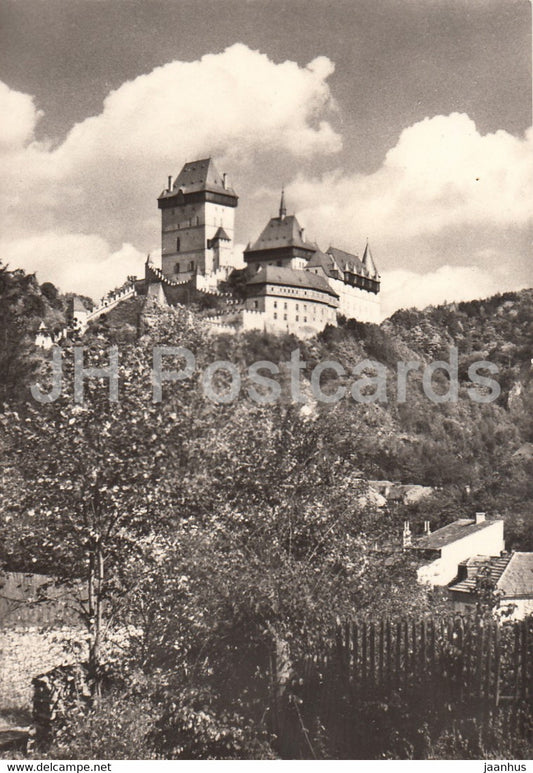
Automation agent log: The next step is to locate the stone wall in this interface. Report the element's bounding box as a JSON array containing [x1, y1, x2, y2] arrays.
[[0, 627, 87, 711]]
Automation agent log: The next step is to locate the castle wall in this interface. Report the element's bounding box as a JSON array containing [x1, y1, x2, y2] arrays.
[[328, 278, 381, 323]]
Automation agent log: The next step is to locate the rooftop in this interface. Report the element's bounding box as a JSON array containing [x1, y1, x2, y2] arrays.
[[414, 517, 502, 550], [245, 214, 317, 254], [159, 158, 237, 200], [247, 265, 339, 298], [499, 552, 533, 597], [449, 552, 533, 598]]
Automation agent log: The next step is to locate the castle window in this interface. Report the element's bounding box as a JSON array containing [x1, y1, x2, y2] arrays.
[[189, 261, 195, 272], [175, 264, 180, 274], [274, 312, 277, 320], [295, 303, 299, 311], [253, 300, 258, 309], [295, 315, 299, 322], [283, 314, 287, 321], [273, 301, 277, 308], [176, 237, 181, 251], [304, 317, 307, 323], [284, 302, 287, 310]]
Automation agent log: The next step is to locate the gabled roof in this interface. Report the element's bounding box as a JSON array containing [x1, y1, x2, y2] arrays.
[[414, 518, 502, 550], [498, 552, 533, 597], [159, 158, 237, 199], [245, 215, 317, 253], [247, 265, 339, 298]]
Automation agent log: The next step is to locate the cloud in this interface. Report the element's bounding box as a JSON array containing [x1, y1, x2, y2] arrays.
[[0, 233, 145, 298], [286, 113, 532, 312], [0, 45, 340, 254]]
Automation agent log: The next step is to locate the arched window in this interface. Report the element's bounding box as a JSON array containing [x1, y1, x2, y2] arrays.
[[176, 237, 181, 252]]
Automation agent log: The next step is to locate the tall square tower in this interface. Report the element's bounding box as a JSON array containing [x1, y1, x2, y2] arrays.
[[157, 158, 238, 279]]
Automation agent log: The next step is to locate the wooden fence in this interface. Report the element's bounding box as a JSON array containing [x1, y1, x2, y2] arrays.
[[274, 616, 533, 758]]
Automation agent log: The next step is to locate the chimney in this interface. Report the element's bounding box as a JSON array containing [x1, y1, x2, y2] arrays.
[[423, 520, 431, 535], [402, 520, 412, 549], [475, 512, 486, 524], [167, 175, 173, 191], [222, 173, 227, 189]]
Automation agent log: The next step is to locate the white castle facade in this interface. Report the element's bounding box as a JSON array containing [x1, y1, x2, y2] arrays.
[[144, 158, 381, 337]]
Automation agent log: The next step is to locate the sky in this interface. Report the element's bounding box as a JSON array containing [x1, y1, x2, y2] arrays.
[[0, 0, 531, 318]]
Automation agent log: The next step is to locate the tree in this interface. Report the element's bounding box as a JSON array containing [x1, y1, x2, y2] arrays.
[[1, 306, 211, 685]]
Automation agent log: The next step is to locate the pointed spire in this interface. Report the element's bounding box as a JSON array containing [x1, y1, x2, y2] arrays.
[[362, 240, 378, 277], [279, 187, 286, 220]]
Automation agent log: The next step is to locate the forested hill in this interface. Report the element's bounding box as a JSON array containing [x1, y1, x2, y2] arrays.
[[1, 262, 531, 550]]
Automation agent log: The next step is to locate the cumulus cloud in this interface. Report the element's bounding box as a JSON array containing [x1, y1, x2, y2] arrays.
[[287, 113, 532, 312]]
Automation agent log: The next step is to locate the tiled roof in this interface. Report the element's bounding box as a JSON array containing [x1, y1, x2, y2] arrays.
[[449, 554, 511, 594], [247, 265, 339, 297], [414, 518, 502, 550], [498, 552, 533, 597], [327, 246, 365, 276], [160, 158, 237, 198], [245, 215, 317, 253], [306, 250, 341, 277]]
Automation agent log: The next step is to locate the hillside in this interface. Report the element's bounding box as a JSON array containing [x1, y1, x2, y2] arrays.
[[1, 264, 531, 554]]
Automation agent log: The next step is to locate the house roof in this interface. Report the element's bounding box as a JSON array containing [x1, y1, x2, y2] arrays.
[[245, 214, 317, 254], [498, 552, 533, 597], [449, 554, 511, 594], [247, 265, 339, 298], [414, 517, 502, 550], [159, 158, 237, 199]]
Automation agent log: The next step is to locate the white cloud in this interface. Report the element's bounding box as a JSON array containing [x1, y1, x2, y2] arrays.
[[0, 233, 145, 298], [287, 113, 532, 312], [0, 45, 340, 255]]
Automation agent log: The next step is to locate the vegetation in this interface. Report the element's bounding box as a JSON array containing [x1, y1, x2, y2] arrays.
[[0, 264, 531, 758]]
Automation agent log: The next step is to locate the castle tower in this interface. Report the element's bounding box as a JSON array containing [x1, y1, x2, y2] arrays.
[[157, 158, 238, 279]]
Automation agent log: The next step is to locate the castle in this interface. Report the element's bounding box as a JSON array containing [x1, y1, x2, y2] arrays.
[[140, 158, 381, 336]]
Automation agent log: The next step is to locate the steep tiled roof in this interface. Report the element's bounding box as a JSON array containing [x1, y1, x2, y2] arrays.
[[247, 265, 339, 298], [498, 552, 533, 597], [414, 518, 502, 550], [327, 246, 365, 276], [246, 215, 317, 253], [307, 249, 341, 277], [160, 158, 237, 199]]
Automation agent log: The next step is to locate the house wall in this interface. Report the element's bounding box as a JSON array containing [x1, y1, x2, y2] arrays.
[[496, 597, 533, 621], [245, 284, 337, 336], [417, 521, 505, 586]]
